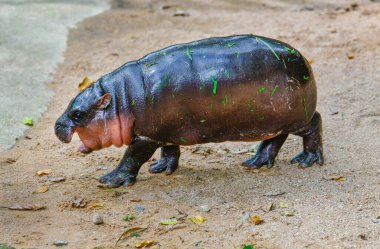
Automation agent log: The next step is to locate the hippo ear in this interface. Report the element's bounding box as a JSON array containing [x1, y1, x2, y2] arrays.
[[98, 93, 111, 109]]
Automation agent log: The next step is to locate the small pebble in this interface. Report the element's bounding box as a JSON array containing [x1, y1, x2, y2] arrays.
[[199, 204, 211, 212], [93, 213, 104, 225], [135, 205, 145, 212], [53, 240, 68, 246]]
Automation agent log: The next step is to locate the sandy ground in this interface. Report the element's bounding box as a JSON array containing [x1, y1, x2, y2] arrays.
[[1, 0, 379, 248]]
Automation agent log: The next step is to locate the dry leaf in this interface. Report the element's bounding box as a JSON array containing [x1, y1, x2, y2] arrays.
[[130, 199, 142, 202], [7, 204, 45, 211], [250, 215, 264, 225], [115, 227, 147, 246], [347, 53, 355, 59], [36, 169, 52, 176], [279, 202, 288, 208], [78, 76, 94, 91], [91, 203, 105, 208], [281, 210, 295, 216], [189, 215, 204, 225], [329, 175, 345, 182], [135, 240, 156, 248], [160, 218, 179, 225], [262, 202, 276, 212], [72, 196, 87, 208], [35, 185, 49, 193]]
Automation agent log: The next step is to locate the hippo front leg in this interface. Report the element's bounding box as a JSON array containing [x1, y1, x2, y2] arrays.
[[99, 137, 160, 187]]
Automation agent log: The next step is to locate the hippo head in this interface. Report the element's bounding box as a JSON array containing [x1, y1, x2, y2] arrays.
[[54, 82, 134, 154]]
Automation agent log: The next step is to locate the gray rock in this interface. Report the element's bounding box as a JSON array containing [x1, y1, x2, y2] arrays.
[[93, 213, 104, 225]]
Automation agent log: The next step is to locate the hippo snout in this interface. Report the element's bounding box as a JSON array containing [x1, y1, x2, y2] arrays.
[[54, 118, 73, 143]]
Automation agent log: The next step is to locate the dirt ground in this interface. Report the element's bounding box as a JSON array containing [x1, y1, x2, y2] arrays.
[[1, 0, 379, 248]]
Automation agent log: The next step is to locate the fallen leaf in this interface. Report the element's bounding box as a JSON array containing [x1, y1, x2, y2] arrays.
[[78, 76, 94, 91], [160, 218, 180, 225], [36, 169, 52, 176], [279, 202, 288, 208], [242, 245, 255, 249], [189, 215, 204, 225], [130, 199, 142, 202], [6, 204, 45, 211], [72, 196, 87, 208], [329, 175, 345, 181], [22, 117, 33, 126], [35, 185, 49, 193], [347, 53, 355, 59], [91, 203, 105, 208], [250, 215, 264, 225], [135, 240, 156, 248], [372, 215, 380, 223], [47, 176, 66, 183], [281, 210, 295, 216], [262, 202, 276, 212], [115, 227, 147, 246], [0, 243, 16, 249], [123, 214, 136, 221]]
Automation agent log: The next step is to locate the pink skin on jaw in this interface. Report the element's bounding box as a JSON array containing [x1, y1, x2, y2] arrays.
[[75, 113, 134, 153]]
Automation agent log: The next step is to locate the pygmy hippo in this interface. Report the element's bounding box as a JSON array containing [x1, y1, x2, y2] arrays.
[[55, 35, 324, 187]]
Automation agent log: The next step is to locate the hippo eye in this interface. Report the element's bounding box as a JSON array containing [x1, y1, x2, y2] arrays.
[[71, 110, 84, 122]]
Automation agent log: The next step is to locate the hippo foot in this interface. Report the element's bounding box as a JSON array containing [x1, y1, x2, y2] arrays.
[[291, 150, 323, 168], [242, 155, 274, 169], [149, 158, 178, 175], [99, 170, 136, 187]]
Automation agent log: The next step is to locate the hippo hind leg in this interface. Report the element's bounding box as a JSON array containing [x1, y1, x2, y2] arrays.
[[242, 134, 288, 168], [291, 111, 324, 167], [149, 145, 180, 175], [99, 137, 160, 187]]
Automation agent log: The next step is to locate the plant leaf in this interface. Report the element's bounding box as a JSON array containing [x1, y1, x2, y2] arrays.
[[22, 117, 33, 126], [7, 204, 45, 211], [123, 214, 136, 221], [36, 169, 52, 176], [250, 215, 264, 225], [160, 218, 179, 225], [78, 76, 94, 91], [189, 215, 204, 225], [35, 185, 49, 193], [135, 240, 156, 248], [115, 227, 147, 246]]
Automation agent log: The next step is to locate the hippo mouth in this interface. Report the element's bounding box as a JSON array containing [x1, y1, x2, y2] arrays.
[[54, 122, 74, 143]]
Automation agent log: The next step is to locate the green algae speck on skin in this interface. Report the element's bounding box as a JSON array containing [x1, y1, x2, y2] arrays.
[[271, 85, 279, 96], [303, 75, 309, 81], [226, 42, 236, 48], [180, 137, 188, 143], [258, 87, 265, 93], [222, 95, 228, 106], [131, 99, 136, 106], [145, 61, 158, 68], [258, 38, 280, 61], [302, 97, 309, 121], [235, 52, 240, 58], [186, 47, 193, 61], [285, 47, 296, 55], [211, 76, 218, 94]]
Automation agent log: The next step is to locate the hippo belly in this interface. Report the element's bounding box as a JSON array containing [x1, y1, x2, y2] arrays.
[[133, 35, 316, 145]]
